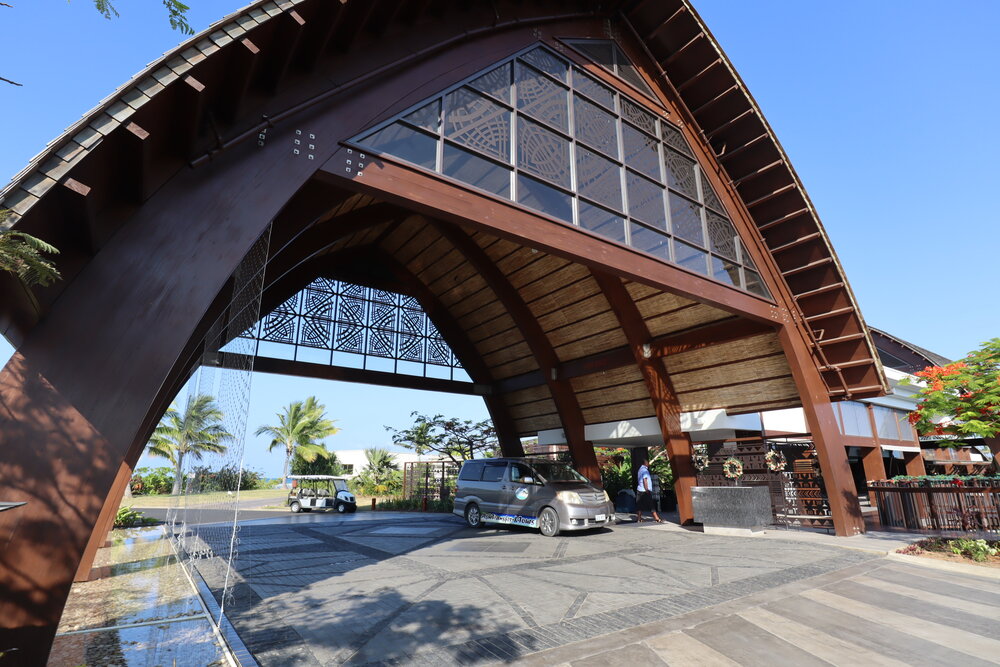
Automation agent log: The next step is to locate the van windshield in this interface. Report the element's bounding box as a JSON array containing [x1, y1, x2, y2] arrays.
[[530, 462, 589, 483], [334, 479, 348, 492]]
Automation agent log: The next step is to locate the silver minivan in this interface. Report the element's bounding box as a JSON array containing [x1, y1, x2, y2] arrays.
[[453, 457, 614, 537]]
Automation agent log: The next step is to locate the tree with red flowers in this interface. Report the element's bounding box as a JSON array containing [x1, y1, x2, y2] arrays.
[[906, 338, 1000, 471]]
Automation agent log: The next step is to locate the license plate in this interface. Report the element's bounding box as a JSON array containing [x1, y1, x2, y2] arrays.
[[595, 513, 606, 522]]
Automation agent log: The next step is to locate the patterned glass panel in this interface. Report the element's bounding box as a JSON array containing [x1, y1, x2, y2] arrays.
[[711, 256, 741, 287], [349, 43, 770, 299], [576, 146, 622, 211], [573, 67, 614, 109], [399, 307, 424, 336], [398, 333, 423, 362], [515, 63, 569, 131], [701, 174, 724, 212], [260, 299, 296, 344], [629, 222, 670, 260], [573, 95, 618, 158], [626, 171, 666, 229], [445, 88, 510, 162], [518, 118, 570, 188], [579, 202, 626, 244], [443, 144, 511, 198], [622, 124, 660, 181], [744, 269, 768, 297], [299, 316, 332, 348], [661, 122, 693, 157], [613, 43, 656, 97], [360, 123, 436, 169], [674, 240, 708, 275], [334, 320, 364, 354], [570, 40, 614, 69], [668, 193, 704, 246], [468, 63, 511, 103], [665, 149, 698, 198], [517, 174, 572, 222], [519, 47, 568, 82], [403, 100, 441, 133], [706, 212, 738, 260], [621, 98, 657, 136]]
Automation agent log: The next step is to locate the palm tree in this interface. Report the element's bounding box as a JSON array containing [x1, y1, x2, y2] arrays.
[[146, 394, 232, 495], [256, 396, 340, 488], [355, 447, 401, 495], [0, 210, 61, 288]]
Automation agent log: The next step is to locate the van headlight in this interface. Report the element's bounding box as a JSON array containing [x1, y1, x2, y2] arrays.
[[602, 490, 610, 502], [556, 491, 582, 504]]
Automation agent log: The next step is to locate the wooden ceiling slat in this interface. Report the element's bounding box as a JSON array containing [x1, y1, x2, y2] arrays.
[[393, 224, 440, 266], [525, 275, 597, 316], [503, 253, 571, 289], [481, 340, 534, 368], [665, 332, 782, 374], [553, 329, 629, 363], [490, 355, 541, 380], [502, 384, 554, 406], [517, 263, 590, 303], [677, 377, 798, 413], [569, 365, 646, 392], [507, 401, 559, 421], [534, 292, 610, 334], [583, 398, 655, 424], [515, 414, 563, 435], [576, 380, 650, 409], [546, 313, 621, 348], [670, 354, 793, 393], [378, 217, 426, 255], [643, 304, 732, 338], [632, 290, 697, 319]]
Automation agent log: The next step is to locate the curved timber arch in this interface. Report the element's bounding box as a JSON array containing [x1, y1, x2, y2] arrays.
[[0, 1, 887, 660]]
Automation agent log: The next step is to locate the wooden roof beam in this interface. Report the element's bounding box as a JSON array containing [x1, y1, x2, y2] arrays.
[[591, 269, 698, 523], [756, 207, 811, 232], [660, 32, 705, 68], [264, 10, 307, 94], [677, 58, 722, 93], [704, 106, 754, 138], [643, 4, 687, 42], [731, 159, 785, 187], [178, 75, 207, 159], [220, 38, 262, 123], [123, 122, 153, 204], [717, 132, 769, 162], [432, 220, 598, 481], [58, 178, 98, 254]]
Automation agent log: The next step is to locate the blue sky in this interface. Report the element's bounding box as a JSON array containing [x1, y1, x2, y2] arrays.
[[2, 1, 997, 476]]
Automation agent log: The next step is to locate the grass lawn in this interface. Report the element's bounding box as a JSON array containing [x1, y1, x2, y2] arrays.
[[122, 488, 289, 508]]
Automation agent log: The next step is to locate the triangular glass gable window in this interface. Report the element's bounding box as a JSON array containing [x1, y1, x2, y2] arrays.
[[564, 38, 657, 99], [350, 44, 770, 299], [237, 278, 468, 381]]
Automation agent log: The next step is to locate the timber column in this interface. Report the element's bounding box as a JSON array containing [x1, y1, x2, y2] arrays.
[[778, 326, 865, 536], [592, 271, 698, 524]]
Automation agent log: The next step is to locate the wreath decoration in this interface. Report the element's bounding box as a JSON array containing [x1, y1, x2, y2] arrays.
[[765, 450, 787, 472], [692, 453, 710, 472], [722, 456, 744, 480]]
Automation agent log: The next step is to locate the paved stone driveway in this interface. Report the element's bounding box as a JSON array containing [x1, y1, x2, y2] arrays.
[[191, 514, 879, 665]]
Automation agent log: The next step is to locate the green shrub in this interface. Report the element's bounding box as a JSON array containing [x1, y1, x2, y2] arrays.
[[189, 465, 268, 492], [115, 506, 155, 528], [130, 467, 174, 495], [375, 496, 453, 513], [948, 538, 999, 562]]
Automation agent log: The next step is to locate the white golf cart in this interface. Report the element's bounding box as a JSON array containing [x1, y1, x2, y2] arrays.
[[287, 475, 357, 513]]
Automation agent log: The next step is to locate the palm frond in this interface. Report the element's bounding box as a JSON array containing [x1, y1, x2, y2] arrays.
[[0, 228, 61, 287]]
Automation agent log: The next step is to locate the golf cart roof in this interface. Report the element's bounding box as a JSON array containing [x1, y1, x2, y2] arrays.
[[287, 475, 349, 481]]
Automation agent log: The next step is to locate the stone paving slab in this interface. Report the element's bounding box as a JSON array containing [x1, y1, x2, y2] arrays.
[[188, 515, 885, 665]]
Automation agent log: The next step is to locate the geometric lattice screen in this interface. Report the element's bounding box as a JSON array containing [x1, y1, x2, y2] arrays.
[[239, 278, 466, 381], [350, 43, 771, 298]]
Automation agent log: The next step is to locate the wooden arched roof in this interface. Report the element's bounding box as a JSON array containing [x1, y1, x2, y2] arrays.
[[0, 0, 887, 410]]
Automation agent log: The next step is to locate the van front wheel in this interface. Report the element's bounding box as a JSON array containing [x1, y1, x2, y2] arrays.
[[465, 503, 483, 528], [539, 507, 560, 537], [290, 501, 301, 513]]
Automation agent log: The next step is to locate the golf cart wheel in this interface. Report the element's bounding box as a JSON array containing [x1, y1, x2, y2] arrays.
[[336, 502, 347, 514], [539, 507, 560, 537], [290, 501, 301, 513], [465, 503, 482, 528]]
